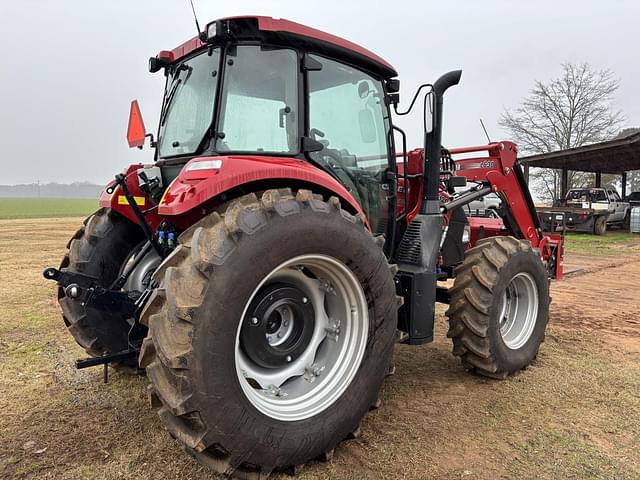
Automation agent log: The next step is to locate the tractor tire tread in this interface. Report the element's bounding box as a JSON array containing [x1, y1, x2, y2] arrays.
[[446, 236, 547, 378], [140, 188, 396, 478]]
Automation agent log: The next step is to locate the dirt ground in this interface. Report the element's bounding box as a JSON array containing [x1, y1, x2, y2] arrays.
[[1, 218, 639, 479]]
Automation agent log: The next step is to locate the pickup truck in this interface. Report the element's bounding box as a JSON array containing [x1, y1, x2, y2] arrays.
[[538, 187, 630, 235], [466, 192, 502, 217]]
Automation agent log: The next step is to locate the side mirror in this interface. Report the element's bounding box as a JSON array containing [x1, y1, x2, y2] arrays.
[[358, 81, 370, 99], [386, 78, 400, 93], [424, 91, 434, 134], [127, 100, 147, 149], [358, 108, 377, 144]]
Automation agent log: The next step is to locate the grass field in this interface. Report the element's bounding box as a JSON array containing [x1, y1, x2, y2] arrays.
[[563, 231, 640, 256], [1, 199, 638, 254], [1, 217, 639, 479], [0, 198, 97, 220]]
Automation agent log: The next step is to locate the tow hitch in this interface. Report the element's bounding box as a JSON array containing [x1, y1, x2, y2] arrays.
[[43, 267, 150, 381], [74, 349, 139, 383]]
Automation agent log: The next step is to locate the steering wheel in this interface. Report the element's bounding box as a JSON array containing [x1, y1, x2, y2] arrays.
[[310, 128, 325, 141]]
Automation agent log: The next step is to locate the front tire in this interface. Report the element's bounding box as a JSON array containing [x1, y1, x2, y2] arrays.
[[139, 189, 397, 477], [446, 236, 549, 379]]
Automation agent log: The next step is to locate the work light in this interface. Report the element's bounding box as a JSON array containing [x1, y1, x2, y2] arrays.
[[207, 21, 218, 40]]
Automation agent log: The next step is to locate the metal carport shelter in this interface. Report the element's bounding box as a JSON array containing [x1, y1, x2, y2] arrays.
[[520, 132, 640, 198]]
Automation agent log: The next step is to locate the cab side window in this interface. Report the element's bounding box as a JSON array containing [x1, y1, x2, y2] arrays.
[[307, 55, 391, 235], [216, 46, 299, 153], [308, 55, 389, 170]]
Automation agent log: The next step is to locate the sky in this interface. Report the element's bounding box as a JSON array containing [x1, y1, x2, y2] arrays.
[[1, 0, 638, 185]]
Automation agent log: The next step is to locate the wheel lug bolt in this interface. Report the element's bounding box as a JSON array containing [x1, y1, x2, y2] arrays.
[[286, 355, 292, 362], [283, 320, 289, 327], [251, 317, 259, 325], [277, 332, 283, 338], [302, 297, 308, 304]]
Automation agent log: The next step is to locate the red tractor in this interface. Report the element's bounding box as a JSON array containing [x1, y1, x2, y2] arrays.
[[45, 16, 563, 478]]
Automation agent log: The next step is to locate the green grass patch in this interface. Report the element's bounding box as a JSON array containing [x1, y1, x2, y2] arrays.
[[0, 198, 97, 219], [563, 231, 640, 256]]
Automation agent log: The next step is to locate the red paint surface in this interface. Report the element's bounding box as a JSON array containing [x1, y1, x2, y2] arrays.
[[396, 149, 426, 223], [100, 157, 363, 230], [162, 16, 396, 76], [99, 164, 163, 229], [157, 50, 175, 62], [158, 155, 363, 218], [467, 217, 508, 245]]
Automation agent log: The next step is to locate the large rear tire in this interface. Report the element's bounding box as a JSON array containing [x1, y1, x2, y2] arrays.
[[58, 208, 147, 372], [139, 189, 397, 478], [446, 236, 549, 379]]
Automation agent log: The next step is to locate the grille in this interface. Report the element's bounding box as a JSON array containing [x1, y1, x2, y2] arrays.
[[397, 219, 424, 265]]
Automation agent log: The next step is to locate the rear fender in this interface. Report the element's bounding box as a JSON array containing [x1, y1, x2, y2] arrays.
[[99, 164, 164, 230], [157, 155, 365, 221]]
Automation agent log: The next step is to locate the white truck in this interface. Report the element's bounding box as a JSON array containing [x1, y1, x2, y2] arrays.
[[466, 192, 502, 217], [538, 187, 630, 235]]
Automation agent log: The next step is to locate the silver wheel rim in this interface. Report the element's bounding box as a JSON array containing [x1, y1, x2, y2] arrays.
[[235, 254, 369, 422], [120, 242, 162, 293], [498, 272, 539, 350]]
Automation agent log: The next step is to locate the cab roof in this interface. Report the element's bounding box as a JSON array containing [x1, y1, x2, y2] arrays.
[[163, 16, 397, 79]]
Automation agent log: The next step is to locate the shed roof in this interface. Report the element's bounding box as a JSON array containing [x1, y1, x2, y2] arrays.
[[520, 132, 640, 174]]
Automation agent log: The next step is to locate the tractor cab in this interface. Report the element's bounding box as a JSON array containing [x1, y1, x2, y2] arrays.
[[131, 16, 398, 235]]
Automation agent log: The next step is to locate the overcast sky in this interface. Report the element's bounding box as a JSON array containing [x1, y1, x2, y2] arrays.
[[1, 0, 638, 185]]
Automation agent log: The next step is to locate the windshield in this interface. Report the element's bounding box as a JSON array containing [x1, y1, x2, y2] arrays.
[[158, 48, 221, 157]]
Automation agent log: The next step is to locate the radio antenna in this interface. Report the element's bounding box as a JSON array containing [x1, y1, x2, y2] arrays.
[[480, 118, 492, 143], [188, 0, 206, 41]]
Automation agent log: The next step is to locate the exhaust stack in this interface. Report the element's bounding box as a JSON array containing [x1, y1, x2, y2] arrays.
[[422, 70, 462, 214], [396, 70, 461, 345]]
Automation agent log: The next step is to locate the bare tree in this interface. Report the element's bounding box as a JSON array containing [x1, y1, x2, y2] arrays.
[[500, 63, 624, 201]]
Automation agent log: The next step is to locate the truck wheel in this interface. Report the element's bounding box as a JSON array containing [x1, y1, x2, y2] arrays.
[[139, 189, 397, 478], [58, 208, 155, 373], [446, 236, 549, 379], [594, 216, 607, 235]]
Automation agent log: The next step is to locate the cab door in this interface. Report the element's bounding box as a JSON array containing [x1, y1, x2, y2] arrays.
[[306, 55, 393, 236]]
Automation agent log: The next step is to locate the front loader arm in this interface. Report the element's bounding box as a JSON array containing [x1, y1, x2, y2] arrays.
[[451, 142, 539, 244], [449, 141, 563, 279]]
